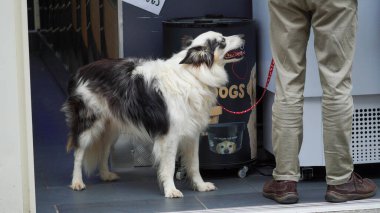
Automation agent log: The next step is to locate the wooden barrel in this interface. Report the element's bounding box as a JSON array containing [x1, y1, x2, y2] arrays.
[[103, 0, 119, 59]]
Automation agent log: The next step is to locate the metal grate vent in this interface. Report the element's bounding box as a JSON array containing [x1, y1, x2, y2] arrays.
[[351, 108, 380, 164]]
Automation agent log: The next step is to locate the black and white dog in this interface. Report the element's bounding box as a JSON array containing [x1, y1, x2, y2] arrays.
[[62, 31, 245, 198]]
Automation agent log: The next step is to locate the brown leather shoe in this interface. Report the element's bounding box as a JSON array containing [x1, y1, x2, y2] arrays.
[[263, 179, 299, 204], [325, 172, 377, 202]]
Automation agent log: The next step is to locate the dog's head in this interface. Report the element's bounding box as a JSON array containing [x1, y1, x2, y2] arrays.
[[179, 31, 245, 68], [215, 140, 237, 155]]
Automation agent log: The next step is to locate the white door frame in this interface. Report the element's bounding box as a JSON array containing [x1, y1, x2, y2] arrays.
[[0, 1, 36, 212]]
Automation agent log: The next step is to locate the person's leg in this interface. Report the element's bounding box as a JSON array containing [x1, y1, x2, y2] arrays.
[[311, 0, 377, 202], [269, 0, 310, 182], [264, 0, 311, 204], [311, 0, 357, 186]]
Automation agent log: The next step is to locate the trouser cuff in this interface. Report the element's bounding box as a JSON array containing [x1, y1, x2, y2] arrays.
[[326, 172, 352, 185], [273, 174, 300, 182]]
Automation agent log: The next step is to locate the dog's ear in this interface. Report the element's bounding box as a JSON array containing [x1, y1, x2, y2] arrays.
[[181, 35, 193, 49], [179, 46, 214, 67]]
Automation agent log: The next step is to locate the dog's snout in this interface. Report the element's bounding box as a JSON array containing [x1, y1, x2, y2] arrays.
[[224, 149, 230, 154]]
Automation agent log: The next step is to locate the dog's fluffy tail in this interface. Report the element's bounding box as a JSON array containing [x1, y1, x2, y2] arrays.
[[66, 136, 75, 153]]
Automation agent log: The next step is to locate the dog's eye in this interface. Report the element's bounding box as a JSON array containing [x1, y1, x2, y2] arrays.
[[229, 145, 233, 148], [221, 145, 224, 148]]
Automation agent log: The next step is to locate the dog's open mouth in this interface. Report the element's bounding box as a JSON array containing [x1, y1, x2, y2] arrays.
[[224, 47, 245, 60]]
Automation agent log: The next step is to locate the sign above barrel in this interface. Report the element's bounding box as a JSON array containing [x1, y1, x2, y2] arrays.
[[123, 0, 166, 15]]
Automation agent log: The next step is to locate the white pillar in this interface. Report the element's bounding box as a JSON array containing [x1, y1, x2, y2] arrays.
[[0, 1, 36, 212]]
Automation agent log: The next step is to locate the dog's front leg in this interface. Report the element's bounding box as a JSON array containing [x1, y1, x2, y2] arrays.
[[157, 136, 183, 198], [181, 137, 217, 192]]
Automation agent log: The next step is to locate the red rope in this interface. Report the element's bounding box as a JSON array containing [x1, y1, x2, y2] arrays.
[[218, 59, 275, 115]]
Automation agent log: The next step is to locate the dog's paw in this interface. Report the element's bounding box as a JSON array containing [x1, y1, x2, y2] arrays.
[[165, 188, 184, 198], [195, 182, 217, 192], [70, 181, 86, 191], [100, 171, 120, 182]]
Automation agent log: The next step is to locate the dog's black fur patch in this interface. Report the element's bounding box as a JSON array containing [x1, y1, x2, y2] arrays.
[[180, 39, 223, 67], [207, 39, 220, 53], [180, 45, 214, 67], [63, 59, 170, 145]]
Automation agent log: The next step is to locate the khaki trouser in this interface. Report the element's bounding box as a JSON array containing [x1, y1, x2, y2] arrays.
[[269, 0, 358, 185]]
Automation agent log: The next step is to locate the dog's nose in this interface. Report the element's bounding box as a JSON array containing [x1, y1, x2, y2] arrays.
[[224, 149, 230, 154]]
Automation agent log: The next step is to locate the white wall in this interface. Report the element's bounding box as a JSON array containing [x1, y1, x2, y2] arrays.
[[0, 1, 36, 213]]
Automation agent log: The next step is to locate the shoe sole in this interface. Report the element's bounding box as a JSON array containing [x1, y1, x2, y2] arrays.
[[263, 192, 299, 204], [325, 191, 376, 203]]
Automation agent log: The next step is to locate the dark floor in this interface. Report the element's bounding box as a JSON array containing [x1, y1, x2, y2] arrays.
[[30, 33, 380, 213]]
